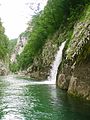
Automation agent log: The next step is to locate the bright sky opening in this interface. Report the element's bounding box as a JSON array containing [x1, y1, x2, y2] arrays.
[[0, 0, 48, 39]]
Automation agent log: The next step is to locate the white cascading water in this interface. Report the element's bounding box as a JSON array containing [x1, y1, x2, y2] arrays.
[[29, 41, 66, 85], [48, 41, 66, 84]]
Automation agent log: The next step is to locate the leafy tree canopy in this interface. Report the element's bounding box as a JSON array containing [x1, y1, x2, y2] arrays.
[[0, 18, 9, 60], [18, 0, 90, 70]]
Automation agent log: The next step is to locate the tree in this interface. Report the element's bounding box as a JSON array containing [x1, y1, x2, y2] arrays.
[[18, 0, 90, 70], [0, 18, 9, 60]]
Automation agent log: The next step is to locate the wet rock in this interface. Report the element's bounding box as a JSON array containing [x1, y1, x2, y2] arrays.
[[68, 76, 90, 100], [57, 17, 90, 100], [25, 36, 58, 80], [67, 76, 77, 95], [57, 74, 69, 90]]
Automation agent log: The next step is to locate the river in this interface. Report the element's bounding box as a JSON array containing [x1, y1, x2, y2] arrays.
[[0, 75, 90, 120]]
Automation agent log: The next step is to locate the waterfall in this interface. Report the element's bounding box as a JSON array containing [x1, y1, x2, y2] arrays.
[[48, 41, 66, 84]]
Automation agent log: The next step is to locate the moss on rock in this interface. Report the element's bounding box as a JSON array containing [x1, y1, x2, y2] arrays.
[[57, 5, 90, 101]]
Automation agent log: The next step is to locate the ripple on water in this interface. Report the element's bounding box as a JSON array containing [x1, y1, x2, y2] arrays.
[[0, 76, 90, 120]]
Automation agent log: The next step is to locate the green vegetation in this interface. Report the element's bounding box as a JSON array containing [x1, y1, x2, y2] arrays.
[[15, 0, 90, 70], [0, 18, 9, 61], [9, 63, 19, 73], [9, 31, 29, 72], [0, 0, 89, 74], [9, 38, 17, 55]]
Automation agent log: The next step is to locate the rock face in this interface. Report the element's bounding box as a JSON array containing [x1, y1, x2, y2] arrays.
[[11, 35, 27, 63], [68, 75, 90, 100], [25, 34, 59, 80], [67, 60, 90, 100], [57, 74, 69, 90], [0, 61, 8, 76], [57, 10, 90, 100], [24, 4, 90, 101]]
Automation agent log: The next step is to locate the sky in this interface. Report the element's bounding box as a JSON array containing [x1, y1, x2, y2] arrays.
[[0, 0, 48, 39]]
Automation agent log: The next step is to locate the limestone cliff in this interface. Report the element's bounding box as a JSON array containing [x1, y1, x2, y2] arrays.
[[23, 3, 90, 101], [11, 35, 27, 63], [57, 5, 90, 100], [25, 33, 59, 80]]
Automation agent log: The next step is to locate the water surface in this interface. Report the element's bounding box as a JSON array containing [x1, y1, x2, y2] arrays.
[[0, 75, 90, 120]]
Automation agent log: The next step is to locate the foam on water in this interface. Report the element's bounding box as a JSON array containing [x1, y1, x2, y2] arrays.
[[48, 41, 66, 84]]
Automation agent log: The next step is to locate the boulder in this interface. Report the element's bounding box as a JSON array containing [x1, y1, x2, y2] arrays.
[[68, 76, 90, 100], [57, 74, 69, 90]]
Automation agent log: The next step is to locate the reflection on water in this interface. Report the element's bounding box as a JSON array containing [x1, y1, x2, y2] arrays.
[[0, 75, 90, 120]]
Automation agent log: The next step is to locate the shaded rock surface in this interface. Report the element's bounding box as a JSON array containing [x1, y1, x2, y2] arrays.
[[57, 74, 69, 90], [11, 35, 27, 63], [57, 9, 90, 100], [0, 61, 8, 76], [25, 33, 60, 80]]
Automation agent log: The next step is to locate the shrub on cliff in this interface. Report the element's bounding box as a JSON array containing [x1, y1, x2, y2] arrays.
[[18, 0, 90, 70]]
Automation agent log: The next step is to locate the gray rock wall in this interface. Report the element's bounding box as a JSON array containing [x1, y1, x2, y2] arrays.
[[25, 33, 59, 80], [57, 18, 90, 100]]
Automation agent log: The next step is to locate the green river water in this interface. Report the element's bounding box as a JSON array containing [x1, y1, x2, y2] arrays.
[[0, 75, 90, 120]]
